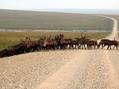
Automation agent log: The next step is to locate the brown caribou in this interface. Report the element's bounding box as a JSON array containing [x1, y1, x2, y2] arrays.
[[86, 40, 98, 49], [98, 39, 118, 49]]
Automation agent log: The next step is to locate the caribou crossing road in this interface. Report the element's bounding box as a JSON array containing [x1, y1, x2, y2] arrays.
[[0, 16, 119, 89], [35, 16, 119, 89]]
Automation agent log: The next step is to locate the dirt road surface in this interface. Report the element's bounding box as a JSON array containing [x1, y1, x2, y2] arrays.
[[0, 16, 119, 89]]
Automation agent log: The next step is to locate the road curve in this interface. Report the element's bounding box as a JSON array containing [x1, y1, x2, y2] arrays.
[[100, 15, 119, 40], [35, 16, 119, 89]]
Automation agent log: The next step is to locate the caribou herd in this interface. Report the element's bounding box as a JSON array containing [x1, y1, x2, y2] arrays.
[[0, 34, 119, 58]]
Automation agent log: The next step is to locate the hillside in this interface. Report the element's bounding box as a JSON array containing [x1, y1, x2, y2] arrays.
[[0, 9, 113, 31]]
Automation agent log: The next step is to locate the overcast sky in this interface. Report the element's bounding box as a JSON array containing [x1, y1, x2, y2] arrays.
[[0, 0, 119, 10]]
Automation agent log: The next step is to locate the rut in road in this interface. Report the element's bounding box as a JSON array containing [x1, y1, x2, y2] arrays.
[[35, 16, 119, 89], [36, 50, 119, 89]]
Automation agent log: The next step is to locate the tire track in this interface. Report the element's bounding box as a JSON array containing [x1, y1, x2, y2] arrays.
[[35, 50, 90, 89], [36, 50, 119, 89]]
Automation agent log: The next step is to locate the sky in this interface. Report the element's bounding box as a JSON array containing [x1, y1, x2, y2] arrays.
[[0, 0, 119, 10]]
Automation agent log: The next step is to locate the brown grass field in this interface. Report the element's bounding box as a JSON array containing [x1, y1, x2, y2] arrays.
[[0, 31, 110, 50], [0, 9, 113, 30], [0, 9, 115, 50]]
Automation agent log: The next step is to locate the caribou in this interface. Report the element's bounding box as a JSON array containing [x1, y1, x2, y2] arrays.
[[0, 34, 119, 58], [98, 39, 118, 49]]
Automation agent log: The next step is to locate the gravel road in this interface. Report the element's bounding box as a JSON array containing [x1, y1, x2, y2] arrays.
[[0, 15, 119, 89]]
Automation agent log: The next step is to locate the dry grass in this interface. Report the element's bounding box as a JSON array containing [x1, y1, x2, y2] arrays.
[[0, 31, 110, 50], [0, 9, 113, 30], [109, 15, 119, 26]]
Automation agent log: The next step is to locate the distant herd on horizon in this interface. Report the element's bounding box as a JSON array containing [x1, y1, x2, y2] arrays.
[[0, 34, 119, 58]]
